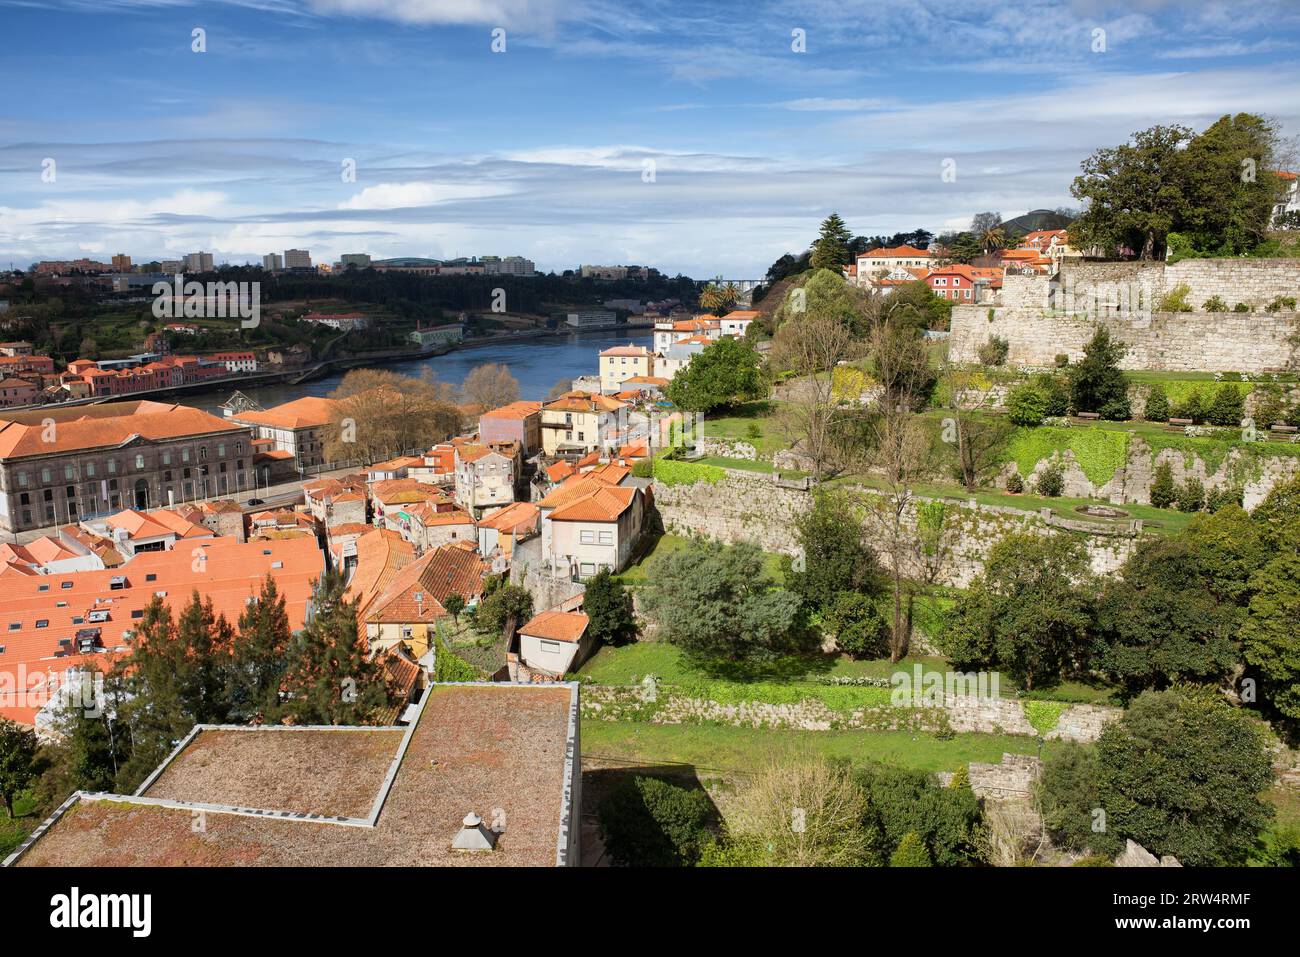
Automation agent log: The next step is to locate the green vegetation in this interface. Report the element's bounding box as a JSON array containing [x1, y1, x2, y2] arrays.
[[1006, 426, 1129, 486]]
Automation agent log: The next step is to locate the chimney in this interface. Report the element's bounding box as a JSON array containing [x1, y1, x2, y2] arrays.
[[451, 812, 497, 852]]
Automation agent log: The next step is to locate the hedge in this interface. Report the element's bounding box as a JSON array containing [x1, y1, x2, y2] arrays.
[[646, 456, 727, 486]]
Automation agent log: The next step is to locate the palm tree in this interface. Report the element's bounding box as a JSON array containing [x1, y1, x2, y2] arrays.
[[980, 226, 1007, 254]]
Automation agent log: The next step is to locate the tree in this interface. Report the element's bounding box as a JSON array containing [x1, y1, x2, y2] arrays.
[[175, 591, 234, 725], [640, 539, 806, 670], [582, 570, 637, 646], [698, 281, 739, 315], [729, 758, 875, 866], [942, 533, 1094, 690], [890, 831, 933, 867], [1096, 687, 1274, 865], [1144, 383, 1170, 422], [0, 717, 38, 818], [824, 591, 888, 658], [228, 575, 293, 722], [664, 337, 765, 413], [1207, 382, 1244, 427], [1149, 461, 1177, 509], [474, 583, 533, 636], [858, 764, 984, 866], [461, 362, 520, 413], [443, 593, 465, 625], [809, 212, 852, 271], [970, 211, 1003, 237], [1240, 551, 1300, 725], [785, 488, 882, 615], [279, 573, 392, 725], [1006, 383, 1048, 426], [943, 366, 1013, 490], [1183, 504, 1269, 604], [770, 277, 861, 480], [1068, 326, 1129, 418], [1094, 537, 1240, 697], [598, 775, 716, 866], [326, 368, 462, 463], [1069, 124, 1193, 260], [1038, 743, 1109, 854], [1249, 474, 1300, 551]]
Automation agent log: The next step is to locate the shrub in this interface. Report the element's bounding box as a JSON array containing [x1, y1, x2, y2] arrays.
[[978, 336, 1010, 366], [1205, 485, 1243, 512], [1006, 384, 1048, 427], [1149, 462, 1177, 509], [1036, 464, 1064, 497], [433, 645, 481, 682], [890, 831, 933, 867], [1098, 395, 1131, 422], [1207, 383, 1244, 427], [825, 591, 888, 658], [1035, 374, 1070, 417], [1158, 284, 1194, 312], [1054, 353, 1070, 368], [1232, 302, 1251, 313], [1202, 295, 1228, 312], [1144, 383, 1170, 422], [1005, 471, 1024, 494], [1252, 385, 1287, 430], [1266, 295, 1297, 313], [1174, 387, 1208, 423], [1176, 476, 1205, 513], [598, 775, 716, 866]]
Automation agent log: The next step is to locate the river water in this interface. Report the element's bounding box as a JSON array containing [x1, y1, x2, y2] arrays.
[[176, 328, 652, 414]]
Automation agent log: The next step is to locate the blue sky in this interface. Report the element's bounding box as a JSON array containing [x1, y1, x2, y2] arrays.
[[1, 0, 1298, 276]]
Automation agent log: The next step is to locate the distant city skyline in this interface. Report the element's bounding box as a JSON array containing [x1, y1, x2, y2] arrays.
[[2, 0, 1299, 276]]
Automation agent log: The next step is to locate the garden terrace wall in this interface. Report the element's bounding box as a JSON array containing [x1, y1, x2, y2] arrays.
[[651, 470, 1139, 588], [950, 259, 1300, 372]]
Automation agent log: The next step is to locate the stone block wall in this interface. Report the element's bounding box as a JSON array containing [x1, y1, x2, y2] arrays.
[[950, 259, 1300, 372], [651, 470, 1139, 587]]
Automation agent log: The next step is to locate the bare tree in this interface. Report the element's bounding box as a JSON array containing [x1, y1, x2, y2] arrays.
[[771, 310, 861, 480], [941, 364, 1013, 491], [325, 368, 462, 463], [461, 362, 520, 413]]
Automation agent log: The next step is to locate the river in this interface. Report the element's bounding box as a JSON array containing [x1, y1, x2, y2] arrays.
[[175, 328, 652, 414]]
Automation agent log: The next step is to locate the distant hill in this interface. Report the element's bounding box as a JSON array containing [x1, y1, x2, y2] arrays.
[[1001, 209, 1073, 235]]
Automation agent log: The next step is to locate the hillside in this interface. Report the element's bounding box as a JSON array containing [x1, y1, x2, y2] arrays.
[[1000, 209, 1073, 235]]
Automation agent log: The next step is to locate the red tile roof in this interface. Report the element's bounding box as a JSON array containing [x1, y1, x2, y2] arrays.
[[231, 396, 338, 431], [520, 610, 589, 644], [0, 401, 244, 459]]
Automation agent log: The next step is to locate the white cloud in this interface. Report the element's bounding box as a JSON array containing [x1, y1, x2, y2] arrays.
[[337, 181, 512, 209]]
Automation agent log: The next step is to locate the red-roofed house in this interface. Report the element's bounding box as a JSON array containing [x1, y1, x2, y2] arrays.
[[517, 609, 593, 677], [537, 472, 648, 578]]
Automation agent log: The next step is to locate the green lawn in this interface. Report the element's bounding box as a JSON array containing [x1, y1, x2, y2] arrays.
[[702, 401, 785, 456], [581, 720, 1064, 775], [577, 640, 1119, 705]]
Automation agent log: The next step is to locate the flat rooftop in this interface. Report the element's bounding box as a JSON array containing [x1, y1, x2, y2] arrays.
[[9, 683, 578, 867]]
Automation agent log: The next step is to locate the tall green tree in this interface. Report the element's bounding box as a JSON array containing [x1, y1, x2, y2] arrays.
[[1240, 551, 1300, 726], [228, 575, 293, 722], [582, 569, 637, 647], [942, 533, 1095, 690], [785, 488, 882, 615], [280, 573, 393, 725], [1068, 326, 1129, 418], [0, 716, 38, 818], [1096, 687, 1274, 866], [1069, 124, 1193, 260], [809, 212, 852, 270]]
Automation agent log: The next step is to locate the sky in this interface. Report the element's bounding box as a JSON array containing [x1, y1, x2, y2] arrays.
[[1, 0, 1298, 277]]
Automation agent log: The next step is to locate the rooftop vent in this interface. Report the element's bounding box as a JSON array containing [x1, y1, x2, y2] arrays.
[[451, 812, 497, 853]]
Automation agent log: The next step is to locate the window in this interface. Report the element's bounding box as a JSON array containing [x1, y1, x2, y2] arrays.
[[135, 454, 145, 470], [64, 464, 74, 480], [182, 448, 191, 463], [580, 530, 595, 543], [36, 619, 48, 629], [60, 581, 73, 589], [41, 467, 51, 483], [145, 573, 157, 582], [7, 623, 19, 631], [17, 472, 28, 487], [580, 562, 596, 576], [162, 451, 171, 465], [218, 443, 226, 458], [598, 531, 613, 544], [107, 459, 118, 474], [131, 609, 144, 619], [86, 462, 95, 477], [540, 639, 561, 653]]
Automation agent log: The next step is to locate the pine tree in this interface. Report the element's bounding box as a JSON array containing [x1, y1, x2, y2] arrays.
[[229, 575, 293, 722], [810, 213, 852, 270], [890, 830, 933, 867], [1144, 384, 1170, 422], [948, 764, 971, 792], [1207, 383, 1244, 427], [176, 591, 234, 725], [114, 599, 193, 784], [280, 573, 393, 725]]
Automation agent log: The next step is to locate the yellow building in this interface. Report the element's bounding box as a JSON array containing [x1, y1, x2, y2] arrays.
[[540, 391, 627, 457], [598, 344, 653, 394]]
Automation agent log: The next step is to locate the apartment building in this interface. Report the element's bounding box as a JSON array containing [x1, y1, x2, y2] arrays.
[[226, 395, 338, 471]]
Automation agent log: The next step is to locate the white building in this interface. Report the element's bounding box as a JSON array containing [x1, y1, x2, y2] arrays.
[[284, 249, 312, 269], [566, 310, 618, 329], [262, 253, 283, 271], [1274, 172, 1299, 227], [483, 255, 536, 277]]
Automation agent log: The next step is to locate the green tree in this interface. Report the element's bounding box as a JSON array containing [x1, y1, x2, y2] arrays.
[[598, 775, 716, 866], [280, 573, 392, 725], [1144, 383, 1170, 422], [0, 717, 38, 818], [809, 212, 852, 270], [1096, 687, 1274, 865], [1068, 326, 1129, 418], [1240, 551, 1300, 725], [475, 583, 533, 635], [443, 593, 465, 625], [228, 575, 293, 722], [890, 831, 933, 867], [664, 337, 765, 413], [1207, 382, 1244, 427], [942, 533, 1094, 690], [858, 765, 984, 866], [1094, 538, 1239, 697], [1038, 743, 1111, 854], [1249, 474, 1300, 551], [1006, 383, 1048, 426], [1184, 504, 1269, 604], [640, 539, 806, 671], [1149, 461, 1177, 509], [785, 488, 882, 615], [582, 569, 637, 646], [1069, 124, 1193, 260], [824, 590, 888, 658]]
